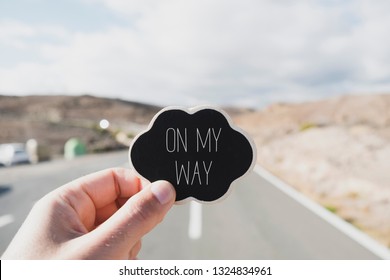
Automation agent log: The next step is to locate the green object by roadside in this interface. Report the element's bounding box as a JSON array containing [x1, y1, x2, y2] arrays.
[[64, 138, 86, 159]]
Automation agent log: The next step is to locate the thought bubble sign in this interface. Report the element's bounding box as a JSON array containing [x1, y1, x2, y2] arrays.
[[129, 106, 256, 204]]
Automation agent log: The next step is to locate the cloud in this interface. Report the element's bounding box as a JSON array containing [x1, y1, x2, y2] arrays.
[[1, 0, 390, 107], [0, 20, 36, 49], [130, 107, 255, 203]]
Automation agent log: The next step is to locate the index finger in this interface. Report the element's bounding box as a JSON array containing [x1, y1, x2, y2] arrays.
[[55, 168, 144, 230]]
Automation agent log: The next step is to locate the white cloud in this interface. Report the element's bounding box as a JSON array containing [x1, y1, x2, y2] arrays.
[[0, 20, 69, 49], [1, 0, 390, 107], [0, 20, 36, 49]]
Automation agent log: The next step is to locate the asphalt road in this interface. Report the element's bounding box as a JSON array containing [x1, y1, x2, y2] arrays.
[[0, 151, 386, 259]]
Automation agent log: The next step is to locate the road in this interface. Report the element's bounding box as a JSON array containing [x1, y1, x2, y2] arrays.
[[0, 151, 387, 259]]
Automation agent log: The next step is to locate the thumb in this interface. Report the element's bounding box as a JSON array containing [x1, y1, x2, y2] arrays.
[[78, 180, 175, 258]]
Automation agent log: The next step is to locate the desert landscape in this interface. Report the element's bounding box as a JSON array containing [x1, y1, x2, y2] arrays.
[[235, 94, 390, 247], [0, 95, 161, 156], [1, 94, 389, 247]]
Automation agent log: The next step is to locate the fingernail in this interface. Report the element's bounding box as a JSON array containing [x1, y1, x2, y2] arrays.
[[151, 181, 175, 205]]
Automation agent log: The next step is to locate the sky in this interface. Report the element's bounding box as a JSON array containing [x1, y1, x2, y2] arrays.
[[1, 0, 390, 108]]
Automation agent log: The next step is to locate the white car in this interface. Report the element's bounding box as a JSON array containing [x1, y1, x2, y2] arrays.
[[0, 143, 31, 167]]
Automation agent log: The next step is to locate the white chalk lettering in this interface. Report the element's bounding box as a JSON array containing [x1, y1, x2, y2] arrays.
[[166, 128, 176, 152], [175, 161, 190, 185], [196, 128, 221, 152], [166, 128, 187, 153], [175, 160, 213, 185], [191, 161, 201, 185], [177, 128, 188, 152], [203, 161, 212, 185], [196, 128, 211, 152], [212, 128, 222, 152]]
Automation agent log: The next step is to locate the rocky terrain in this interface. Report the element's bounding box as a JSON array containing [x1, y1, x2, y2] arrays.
[[0, 95, 161, 156], [235, 94, 390, 247]]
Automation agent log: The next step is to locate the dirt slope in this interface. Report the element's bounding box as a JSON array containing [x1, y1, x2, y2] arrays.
[[234, 94, 390, 247]]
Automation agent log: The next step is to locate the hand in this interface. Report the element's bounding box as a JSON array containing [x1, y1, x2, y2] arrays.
[[1, 168, 176, 259]]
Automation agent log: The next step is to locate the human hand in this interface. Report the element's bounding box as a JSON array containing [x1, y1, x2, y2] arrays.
[[1, 168, 175, 259]]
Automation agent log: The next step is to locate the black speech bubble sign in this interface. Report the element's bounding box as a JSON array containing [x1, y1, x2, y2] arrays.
[[129, 106, 256, 204]]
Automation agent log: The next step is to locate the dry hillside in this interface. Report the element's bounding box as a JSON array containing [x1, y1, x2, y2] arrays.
[[235, 94, 390, 247], [0, 95, 161, 155]]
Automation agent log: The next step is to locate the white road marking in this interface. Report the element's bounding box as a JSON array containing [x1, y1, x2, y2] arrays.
[[188, 201, 202, 240], [0, 214, 14, 228], [254, 165, 390, 260]]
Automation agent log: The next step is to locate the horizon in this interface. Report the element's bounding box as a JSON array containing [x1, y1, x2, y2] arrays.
[[1, 0, 390, 108], [3, 92, 390, 111]]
